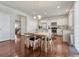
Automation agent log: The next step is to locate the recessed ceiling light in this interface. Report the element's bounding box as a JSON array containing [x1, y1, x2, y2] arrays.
[[57, 6, 60, 8], [37, 15, 42, 19], [33, 16, 36, 19]]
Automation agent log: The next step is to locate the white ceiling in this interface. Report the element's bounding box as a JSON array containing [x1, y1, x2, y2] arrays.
[[0, 1, 74, 18]]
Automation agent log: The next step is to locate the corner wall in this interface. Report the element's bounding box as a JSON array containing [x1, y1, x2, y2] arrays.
[[74, 1, 79, 52]]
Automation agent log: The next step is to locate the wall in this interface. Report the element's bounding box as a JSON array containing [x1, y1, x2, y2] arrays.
[[0, 13, 11, 41], [0, 4, 37, 41], [74, 1, 79, 52], [68, 7, 74, 29], [26, 16, 38, 33]]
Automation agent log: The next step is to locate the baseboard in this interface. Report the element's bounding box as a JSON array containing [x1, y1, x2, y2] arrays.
[[0, 39, 14, 43]]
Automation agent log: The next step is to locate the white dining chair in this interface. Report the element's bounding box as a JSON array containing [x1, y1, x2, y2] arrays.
[[44, 37, 48, 53], [29, 40, 33, 47], [25, 35, 30, 48], [33, 39, 38, 50], [25, 38, 30, 48]]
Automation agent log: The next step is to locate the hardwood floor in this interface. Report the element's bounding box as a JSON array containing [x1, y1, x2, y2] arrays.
[[0, 35, 78, 57], [0, 40, 15, 57]]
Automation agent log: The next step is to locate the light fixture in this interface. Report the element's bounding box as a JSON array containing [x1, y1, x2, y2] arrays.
[[33, 16, 36, 19], [57, 6, 60, 8], [33, 15, 42, 20], [37, 15, 42, 19]]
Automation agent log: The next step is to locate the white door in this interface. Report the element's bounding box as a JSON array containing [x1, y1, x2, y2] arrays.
[[20, 16, 26, 35]]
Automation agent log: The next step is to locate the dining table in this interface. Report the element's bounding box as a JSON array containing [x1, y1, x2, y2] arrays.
[[24, 32, 53, 51]]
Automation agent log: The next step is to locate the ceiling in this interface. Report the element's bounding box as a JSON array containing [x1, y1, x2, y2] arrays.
[[0, 1, 74, 18]]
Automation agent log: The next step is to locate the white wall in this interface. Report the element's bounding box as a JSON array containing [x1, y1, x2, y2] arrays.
[[68, 7, 74, 29], [74, 2, 79, 52], [26, 16, 38, 33], [0, 4, 37, 41], [0, 13, 11, 41]]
